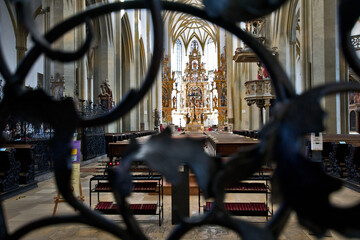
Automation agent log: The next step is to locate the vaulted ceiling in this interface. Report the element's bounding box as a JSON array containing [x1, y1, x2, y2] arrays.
[[164, 0, 218, 53]]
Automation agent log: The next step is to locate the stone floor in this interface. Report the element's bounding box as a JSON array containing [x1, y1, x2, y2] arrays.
[[2, 161, 360, 240]]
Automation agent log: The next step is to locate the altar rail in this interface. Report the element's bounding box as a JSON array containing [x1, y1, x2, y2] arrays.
[[81, 126, 106, 161], [233, 129, 259, 139], [106, 130, 158, 160]]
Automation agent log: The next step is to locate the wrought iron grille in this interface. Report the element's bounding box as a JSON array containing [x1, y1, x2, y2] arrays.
[[0, 0, 360, 239], [79, 101, 106, 161], [352, 34, 360, 51]]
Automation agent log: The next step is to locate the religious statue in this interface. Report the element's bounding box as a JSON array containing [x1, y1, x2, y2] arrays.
[[213, 96, 218, 108], [172, 96, 177, 108], [263, 65, 270, 79], [193, 112, 197, 121], [184, 63, 190, 74], [98, 79, 113, 110], [37, 78, 43, 89], [154, 108, 160, 127], [195, 99, 201, 108], [257, 63, 263, 80], [51, 74, 65, 100], [185, 113, 190, 124], [354, 92, 360, 104], [220, 86, 227, 107], [192, 61, 198, 70], [206, 97, 210, 108], [180, 96, 184, 108]]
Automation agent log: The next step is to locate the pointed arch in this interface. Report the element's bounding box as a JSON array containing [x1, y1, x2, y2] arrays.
[[287, 0, 300, 44], [86, 0, 113, 44], [139, 38, 146, 76], [186, 38, 202, 54], [139, 37, 147, 130], [121, 12, 134, 131], [121, 13, 134, 62]]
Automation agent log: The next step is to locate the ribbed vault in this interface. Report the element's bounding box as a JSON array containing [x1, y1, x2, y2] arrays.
[[164, 0, 218, 53]]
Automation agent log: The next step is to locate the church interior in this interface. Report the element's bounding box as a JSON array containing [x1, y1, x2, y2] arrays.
[[1, 0, 360, 239]]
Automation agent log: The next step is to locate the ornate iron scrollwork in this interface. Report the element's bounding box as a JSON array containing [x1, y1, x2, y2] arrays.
[[0, 0, 360, 239]]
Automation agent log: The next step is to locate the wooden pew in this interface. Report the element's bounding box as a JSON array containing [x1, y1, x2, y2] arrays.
[[108, 132, 206, 161], [108, 135, 152, 161], [205, 131, 259, 157], [0, 148, 21, 192], [322, 134, 360, 143], [233, 129, 259, 139], [106, 131, 158, 160]]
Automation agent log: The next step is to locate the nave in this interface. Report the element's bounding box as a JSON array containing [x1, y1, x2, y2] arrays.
[[2, 156, 360, 240]]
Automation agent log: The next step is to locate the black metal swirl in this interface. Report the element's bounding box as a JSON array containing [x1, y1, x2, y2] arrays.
[[0, 0, 360, 239]]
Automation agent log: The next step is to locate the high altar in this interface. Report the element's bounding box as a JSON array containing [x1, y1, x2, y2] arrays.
[[162, 41, 228, 132]]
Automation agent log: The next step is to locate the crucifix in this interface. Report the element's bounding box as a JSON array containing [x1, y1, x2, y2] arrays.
[[192, 97, 197, 122]]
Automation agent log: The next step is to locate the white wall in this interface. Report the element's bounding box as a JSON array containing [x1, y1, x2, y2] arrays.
[[351, 21, 360, 35], [0, 1, 17, 75], [26, 13, 45, 88], [0, 1, 45, 89]]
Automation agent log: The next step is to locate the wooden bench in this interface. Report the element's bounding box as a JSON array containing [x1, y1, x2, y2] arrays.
[[205, 132, 259, 157], [233, 130, 259, 139], [106, 131, 158, 160]]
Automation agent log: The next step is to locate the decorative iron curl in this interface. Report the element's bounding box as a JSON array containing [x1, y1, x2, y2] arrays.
[[0, 0, 163, 239], [0, 0, 359, 239]]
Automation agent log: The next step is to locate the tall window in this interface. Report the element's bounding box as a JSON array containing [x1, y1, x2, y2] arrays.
[[190, 40, 199, 52], [175, 39, 182, 72], [350, 111, 356, 132], [206, 38, 216, 71]]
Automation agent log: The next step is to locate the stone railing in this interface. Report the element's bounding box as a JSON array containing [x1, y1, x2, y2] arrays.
[[244, 79, 275, 125], [244, 79, 275, 105]]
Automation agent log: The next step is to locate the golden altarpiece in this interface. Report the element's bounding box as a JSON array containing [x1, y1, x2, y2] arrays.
[[213, 52, 228, 126], [161, 55, 175, 124], [162, 41, 228, 131]]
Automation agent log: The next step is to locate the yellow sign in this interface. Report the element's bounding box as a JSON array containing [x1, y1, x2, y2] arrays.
[[71, 149, 77, 155], [71, 163, 80, 197]]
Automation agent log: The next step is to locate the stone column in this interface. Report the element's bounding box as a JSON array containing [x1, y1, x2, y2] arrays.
[[129, 10, 140, 131], [256, 100, 265, 128], [114, 3, 122, 133], [311, 0, 341, 134], [300, 0, 308, 92], [264, 99, 271, 123], [49, 0, 77, 98], [87, 76, 93, 103], [146, 11, 153, 130], [240, 63, 250, 130], [42, 0, 51, 92], [225, 32, 233, 127], [76, 0, 86, 100], [259, 107, 263, 128]]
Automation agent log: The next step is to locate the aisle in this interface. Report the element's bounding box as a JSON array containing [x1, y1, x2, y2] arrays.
[[2, 160, 358, 240]]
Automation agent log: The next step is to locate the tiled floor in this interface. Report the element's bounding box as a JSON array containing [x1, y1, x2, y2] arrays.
[[2, 161, 360, 240]]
